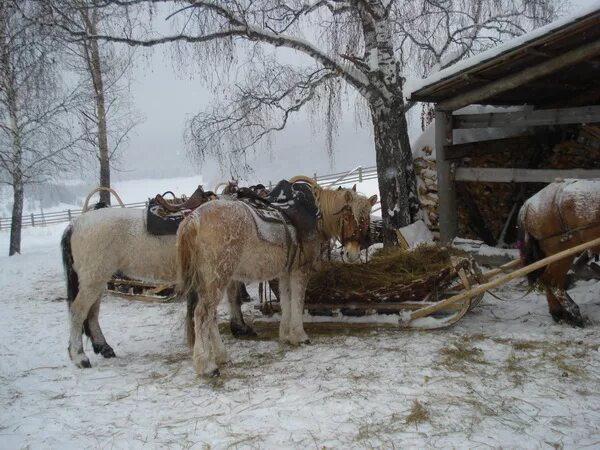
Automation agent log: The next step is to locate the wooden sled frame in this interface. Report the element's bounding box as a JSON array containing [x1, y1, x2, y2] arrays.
[[251, 236, 600, 331], [82, 186, 126, 212]]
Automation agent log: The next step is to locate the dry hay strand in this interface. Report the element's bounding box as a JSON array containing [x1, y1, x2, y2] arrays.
[[405, 400, 430, 426], [306, 245, 467, 304]]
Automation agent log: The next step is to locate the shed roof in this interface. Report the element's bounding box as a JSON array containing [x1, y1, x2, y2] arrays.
[[407, 6, 600, 110]]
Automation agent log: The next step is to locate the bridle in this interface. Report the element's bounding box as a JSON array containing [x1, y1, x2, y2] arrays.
[[334, 204, 371, 248]]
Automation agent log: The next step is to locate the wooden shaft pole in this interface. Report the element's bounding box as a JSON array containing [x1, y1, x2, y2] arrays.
[[408, 236, 600, 322], [480, 258, 522, 282]]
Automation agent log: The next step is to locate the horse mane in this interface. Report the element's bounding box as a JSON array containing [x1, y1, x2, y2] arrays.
[[288, 175, 373, 241]]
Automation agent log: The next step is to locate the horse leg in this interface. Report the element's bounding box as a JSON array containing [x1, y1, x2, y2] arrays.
[[210, 309, 229, 365], [239, 283, 252, 303], [227, 282, 257, 338], [541, 258, 584, 327], [278, 275, 292, 343], [192, 286, 223, 377], [288, 272, 310, 345], [68, 282, 104, 368], [86, 298, 116, 358]]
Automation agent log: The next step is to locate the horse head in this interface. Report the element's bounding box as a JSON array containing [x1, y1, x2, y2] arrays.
[[289, 176, 377, 261]]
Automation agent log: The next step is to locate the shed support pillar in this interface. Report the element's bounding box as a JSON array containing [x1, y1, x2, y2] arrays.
[[435, 109, 457, 243]]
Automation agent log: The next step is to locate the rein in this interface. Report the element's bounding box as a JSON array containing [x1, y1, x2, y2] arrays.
[[539, 221, 600, 243]]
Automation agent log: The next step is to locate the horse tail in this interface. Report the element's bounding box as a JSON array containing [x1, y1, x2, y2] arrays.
[[61, 225, 78, 305], [177, 219, 203, 347], [61, 225, 91, 336], [517, 206, 545, 285], [62, 225, 93, 337]]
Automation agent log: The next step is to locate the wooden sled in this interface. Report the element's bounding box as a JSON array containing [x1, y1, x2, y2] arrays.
[[255, 256, 486, 330], [106, 278, 178, 303], [253, 236, 600, 331]]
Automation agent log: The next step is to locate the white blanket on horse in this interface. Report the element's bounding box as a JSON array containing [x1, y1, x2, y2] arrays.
[[242, 203, 298, 246]]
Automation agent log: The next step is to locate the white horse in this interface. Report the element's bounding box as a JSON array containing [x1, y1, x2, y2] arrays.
[[178, 178, 377, 376], [61, 207, 254, 369]]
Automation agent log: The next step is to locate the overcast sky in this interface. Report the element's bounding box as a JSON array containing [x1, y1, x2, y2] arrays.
[[115, 0, 596, 189]]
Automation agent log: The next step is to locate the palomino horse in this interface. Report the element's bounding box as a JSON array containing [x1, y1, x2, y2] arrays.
[[518, 178, 600, 327], [178, 177, 377, 376], [61, 188, 256, 369]]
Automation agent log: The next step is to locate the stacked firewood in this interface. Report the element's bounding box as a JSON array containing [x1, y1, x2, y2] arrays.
[[414, 146, 439, 233], [413, 124, 600, 244]]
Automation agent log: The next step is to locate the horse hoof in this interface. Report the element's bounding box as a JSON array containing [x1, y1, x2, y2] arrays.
[[101, 345, 116, 358], [76, 358, 92, 369], [230, 321, 258, 338], [551, 310, 585, 328], [241, 295, 253, 304], [92, 343, 116, 358], [209, 368, 220, 378]]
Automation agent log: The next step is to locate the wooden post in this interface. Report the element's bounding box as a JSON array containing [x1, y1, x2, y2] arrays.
[[358, 166, 363, 183], [435, 108, 457, 243], [31, 213, 35, 227], [68, 209, 72, 221]]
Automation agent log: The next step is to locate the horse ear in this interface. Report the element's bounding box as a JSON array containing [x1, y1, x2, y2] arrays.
[[369, 195, 378, 206], [352, 184, 357, 192], [344, 190, 353, 203]]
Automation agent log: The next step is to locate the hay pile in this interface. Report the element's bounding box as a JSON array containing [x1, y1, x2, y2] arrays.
[[306, 245, 464, 304]]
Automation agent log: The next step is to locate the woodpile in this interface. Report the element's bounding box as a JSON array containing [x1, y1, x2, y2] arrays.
[[414, 146, 439, 233], [413, 123, 600, 244]]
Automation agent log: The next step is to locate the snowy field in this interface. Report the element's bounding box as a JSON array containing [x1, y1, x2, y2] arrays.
[[2, 221, 600, 448]]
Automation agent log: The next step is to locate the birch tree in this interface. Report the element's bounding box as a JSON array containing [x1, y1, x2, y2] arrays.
[[0, 1, 79, 255], [54, 0, 559, 244], [39, 0, 140, 205]]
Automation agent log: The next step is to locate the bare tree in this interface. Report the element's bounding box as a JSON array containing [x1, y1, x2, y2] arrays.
[[51, 0, 559, 244], [38, 0, 140, 205], [0, 1, 80, 255]]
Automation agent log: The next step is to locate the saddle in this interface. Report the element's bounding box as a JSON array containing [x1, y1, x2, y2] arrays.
[[238, 180, 319, 242], [146, 185, 216, 235]]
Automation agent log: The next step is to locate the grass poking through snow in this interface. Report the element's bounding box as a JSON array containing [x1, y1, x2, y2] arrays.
[[405, 400, 430, 426]]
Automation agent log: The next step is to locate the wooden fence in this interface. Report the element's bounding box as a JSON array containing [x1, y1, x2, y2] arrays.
[[0, 166, 380, 231]]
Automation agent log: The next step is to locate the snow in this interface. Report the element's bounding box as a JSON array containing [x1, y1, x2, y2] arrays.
[[405, 2, 600, 98], [2, 216, 600, 447]]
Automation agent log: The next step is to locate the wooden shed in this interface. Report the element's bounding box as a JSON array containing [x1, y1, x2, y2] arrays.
[[408, 6, 600, 243]]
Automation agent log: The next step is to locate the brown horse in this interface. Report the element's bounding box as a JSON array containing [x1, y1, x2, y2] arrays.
[[518, 178, 600, 327], [177, 177, 377, 376]]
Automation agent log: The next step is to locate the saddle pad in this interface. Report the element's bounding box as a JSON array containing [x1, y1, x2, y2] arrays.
[[241, 202, 297, 246], [146, 204, 187, 235]]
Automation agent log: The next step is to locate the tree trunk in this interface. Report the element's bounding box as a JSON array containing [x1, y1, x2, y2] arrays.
[[9, 178, 24, 256], [370, 97, 420, 246], [84, 9, 111, 205]]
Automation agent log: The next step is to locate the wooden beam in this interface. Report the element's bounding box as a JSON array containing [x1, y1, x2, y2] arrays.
[[546, 87, 600, 108], [453, 105, 600, 129], [444, 135, 534, 160], [435, 109, 458, 243], [437, 39, 600, 111], [524, 47, 555, 58], [455, 168, 600, 183]]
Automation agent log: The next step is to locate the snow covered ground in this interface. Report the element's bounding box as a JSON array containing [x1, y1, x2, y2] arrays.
[[1, 223, 600, 448]]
